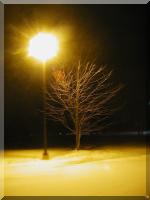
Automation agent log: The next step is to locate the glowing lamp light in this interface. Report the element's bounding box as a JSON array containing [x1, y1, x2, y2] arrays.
[[28, 32, 59, 62]]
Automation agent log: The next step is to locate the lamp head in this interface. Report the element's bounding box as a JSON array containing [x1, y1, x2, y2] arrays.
[[28, 32, 59, 62]]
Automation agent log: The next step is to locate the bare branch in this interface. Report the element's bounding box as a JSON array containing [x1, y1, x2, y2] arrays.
[[46, 62, 122, 148]]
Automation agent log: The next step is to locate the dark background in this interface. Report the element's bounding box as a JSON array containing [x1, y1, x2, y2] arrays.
[[4, 4, 149, 148]]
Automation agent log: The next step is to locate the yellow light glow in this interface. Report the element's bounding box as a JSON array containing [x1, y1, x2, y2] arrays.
[[28, 32, 59, 62]]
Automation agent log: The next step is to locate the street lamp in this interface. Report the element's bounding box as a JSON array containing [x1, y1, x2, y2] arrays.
[[28, 32, 59, 159]]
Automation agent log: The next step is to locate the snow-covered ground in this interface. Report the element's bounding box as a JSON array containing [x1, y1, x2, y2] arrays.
[[4, 146, 146, 196]]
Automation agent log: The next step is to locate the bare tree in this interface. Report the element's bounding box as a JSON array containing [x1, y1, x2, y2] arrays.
[[46, 62, 122, 149]]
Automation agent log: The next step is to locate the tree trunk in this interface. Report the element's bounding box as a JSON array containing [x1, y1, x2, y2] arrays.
[[75, 124, 81, 150], [75, 63, 81, 150]]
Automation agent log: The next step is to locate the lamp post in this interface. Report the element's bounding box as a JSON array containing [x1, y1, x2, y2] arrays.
[[42, 61, 48, 159], [28, 32, 59, 159]]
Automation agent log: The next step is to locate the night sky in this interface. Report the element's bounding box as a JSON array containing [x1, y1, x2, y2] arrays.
[[4, 4, 149, 148]]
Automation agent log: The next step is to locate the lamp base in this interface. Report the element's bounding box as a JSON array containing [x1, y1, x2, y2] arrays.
[[42, 152, 49, 160]]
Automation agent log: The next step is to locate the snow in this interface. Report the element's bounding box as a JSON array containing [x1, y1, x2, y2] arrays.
[[4, 146, 146, 196]]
